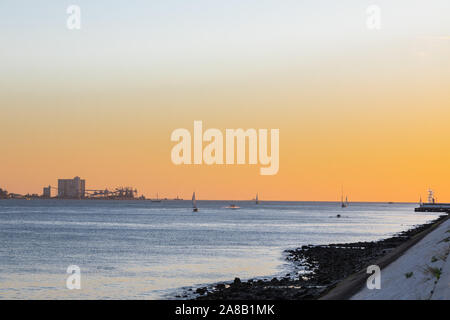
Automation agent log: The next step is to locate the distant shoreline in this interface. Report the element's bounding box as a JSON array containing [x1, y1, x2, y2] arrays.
[[0, 198, 423, 204]]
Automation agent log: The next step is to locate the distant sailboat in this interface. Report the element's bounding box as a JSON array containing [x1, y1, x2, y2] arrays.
[[192, 192, 198, 212], [341, 187, 348, 208], [255, 193, 260, 205], [151, 193, 162, 203]]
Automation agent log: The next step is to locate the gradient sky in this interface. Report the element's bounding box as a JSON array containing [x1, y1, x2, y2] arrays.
[[1, 0, 450, 201]]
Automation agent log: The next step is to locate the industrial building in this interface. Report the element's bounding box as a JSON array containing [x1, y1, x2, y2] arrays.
[[42, 185, 51, 198], [58, 176, 85, 199]]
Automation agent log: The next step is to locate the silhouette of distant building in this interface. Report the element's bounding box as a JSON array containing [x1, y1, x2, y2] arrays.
[[58, 177, 85, 199], [42, 185, 51, 198], [0, 188, 8, 199]]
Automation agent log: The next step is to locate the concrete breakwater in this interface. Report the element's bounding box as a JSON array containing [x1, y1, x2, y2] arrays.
[[187, 214, 449, 300]]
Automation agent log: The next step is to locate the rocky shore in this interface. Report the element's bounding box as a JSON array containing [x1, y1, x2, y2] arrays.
[[180, 215, 448, 300]]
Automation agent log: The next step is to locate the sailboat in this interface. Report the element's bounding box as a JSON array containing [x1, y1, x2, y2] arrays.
[[255, 193, 260, 204], [341, 187, 348, 208], [192, 192, 198, 212], [151, 193, 162, 203]]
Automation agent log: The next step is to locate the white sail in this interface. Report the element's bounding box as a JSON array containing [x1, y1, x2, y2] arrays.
[[341, 186, 348, 208], [192, 192, 197, 208]]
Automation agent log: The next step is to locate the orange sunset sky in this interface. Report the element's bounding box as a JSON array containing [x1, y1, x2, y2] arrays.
[[1, 1, 450, 201]]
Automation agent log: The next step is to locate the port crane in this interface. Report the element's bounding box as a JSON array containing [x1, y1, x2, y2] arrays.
[[48, 186, 138, 199], [85, 187, 137, 199]]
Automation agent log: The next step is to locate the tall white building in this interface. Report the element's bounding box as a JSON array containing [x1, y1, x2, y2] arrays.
[[58, 176, 85, 199]]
